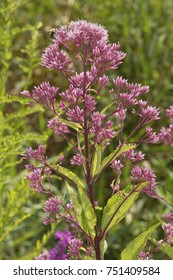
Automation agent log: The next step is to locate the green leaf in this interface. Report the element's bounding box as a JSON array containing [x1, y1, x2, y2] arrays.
[[121, 223, 160, 260], [67, 183, 96, 240], [150, 238, 173, 259], [101, 101, 117, 114], [100, 238, 108, 260], [67, 183, 84, 228], [55, 165, 85, 191], [101, 183, 146, 235], [100, 144, 135, 174], [91, 144, 102, 178]]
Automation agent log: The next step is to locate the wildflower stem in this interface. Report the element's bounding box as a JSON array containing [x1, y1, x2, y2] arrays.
[[82, 50, 102, 260], [82, 52, 95, 209]]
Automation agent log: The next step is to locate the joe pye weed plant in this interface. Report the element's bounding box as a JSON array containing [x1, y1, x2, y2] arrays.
[[22, 20, 173, 260]]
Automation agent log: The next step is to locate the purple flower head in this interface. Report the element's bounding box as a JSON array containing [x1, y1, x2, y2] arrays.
[[164, 212, 173, 223], [138, 251, 149, 260], [54, 20, 108, 48], [45, 20, 125, 73], [132, 105, 160, 125], [85, 95, 96, 113], [162, 223, 173, 245], [90, 112, 115, 144], [139, 105, 160, 125], [111, 160, 124, 172], [114, 77, 149, 107], [48, 118, 70, 135], [22, 82, 58, 110], [113, 76, 128, 89], [43, 214, 55, 225], [35, 251, 49, 260], [98, 75, 109, 93], [44, 196, 61, 213], [44, 167, 52, 176], [115, 108, 127, 123], [70, 154, 85, 166], [131, 166, 156, 197], [86, 246, 92, 256], [60, 85, 83, 105], [25, 163, 35, 171], [166, 105, 173, 118], [25, 168, 44, 193], [159, 125, 173, 146], [67, 107, 84, 123], [49, 230, 72, 260], [55, 230, 72, 242], [68, 238, 83, 259], [22, 145, 46, 162], [42, 44, 73, 72], [144, 127, 159, 143], [123, 149, 145, 162], [66, 200, 74, 210], [58, 155, 64, 165]]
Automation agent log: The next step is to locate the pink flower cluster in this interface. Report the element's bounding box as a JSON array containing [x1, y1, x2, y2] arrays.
[[164, 212, 173, 222], [131, 166, 156, 197], [25, 169, 44, 193], [48, 118, 70, 135], [22, 145, 46, 162], [162, 223, 173, 245], [113, 76, 149, 106], [70, 154, 85, 166], [44, 196, 61, 213], [159, 125, 173, 146], [42, 45, 73, 72], [158, 105, 173, 146], [90, 112, 115, 145], [68, 238, 83, 259], [44, 20, 125, 73], [166, 105, 173, 118], [22, 82, 58, 111]]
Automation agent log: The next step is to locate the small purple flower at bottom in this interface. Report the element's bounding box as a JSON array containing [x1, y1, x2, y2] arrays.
[[166, 105, 173, 118], [35, 251, 49, 260], [159, 125, 173, 146], [68, 238, 83, 259], [49, 230, 72, 260], [138, 251, 149, 260], [164, 212, 173, 223], [162, 223, 173, 245]]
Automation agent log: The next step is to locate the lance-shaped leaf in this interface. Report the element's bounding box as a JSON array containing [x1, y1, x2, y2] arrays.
[[100, 238, 108, 260], [121, 223, 160, 260], [54, 165, 85, 191], [101, 101, 117, 114], [101, 183, 147, 235], [90, 144, 103, 178], [67, 183, 96, 240]]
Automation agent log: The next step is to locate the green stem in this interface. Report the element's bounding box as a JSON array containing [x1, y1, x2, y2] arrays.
[[82, 50, 101, 259]]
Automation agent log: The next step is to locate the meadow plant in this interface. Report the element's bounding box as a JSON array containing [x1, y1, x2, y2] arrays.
[[22, 20, 173, 260]]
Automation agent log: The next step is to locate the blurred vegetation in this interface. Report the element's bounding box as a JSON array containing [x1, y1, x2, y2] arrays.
[[0, 0, 172, 259]]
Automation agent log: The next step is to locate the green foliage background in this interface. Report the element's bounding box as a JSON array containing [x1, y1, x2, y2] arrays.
[[0, 0, 173, 259]]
